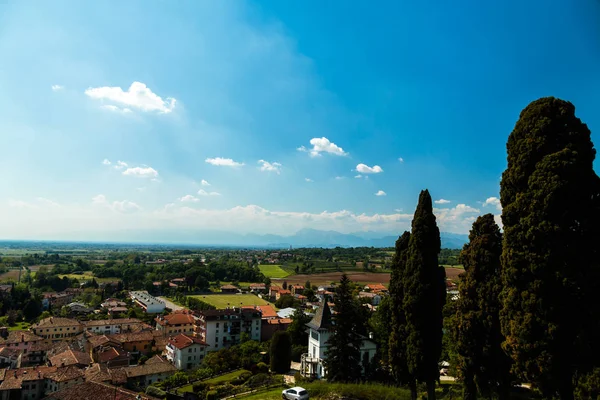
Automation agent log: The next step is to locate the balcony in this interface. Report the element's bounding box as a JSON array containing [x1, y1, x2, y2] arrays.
[[300, 353, 322, 378]]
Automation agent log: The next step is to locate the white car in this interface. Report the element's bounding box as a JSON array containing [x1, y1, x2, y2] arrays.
[[282, 386, 309, 400]]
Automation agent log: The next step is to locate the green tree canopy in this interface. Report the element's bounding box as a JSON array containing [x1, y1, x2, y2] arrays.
[[270, 331, 292, 373]]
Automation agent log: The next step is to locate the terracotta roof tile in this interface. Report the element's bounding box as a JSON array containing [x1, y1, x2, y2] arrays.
[[42, 381, 160, 400], [49, 349, 91, 367], [0, 330, 44, 344], [167, 334, 208, 350]]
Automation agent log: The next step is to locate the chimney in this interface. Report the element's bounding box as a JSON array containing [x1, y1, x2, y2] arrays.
[[21, 334, 24, 342]]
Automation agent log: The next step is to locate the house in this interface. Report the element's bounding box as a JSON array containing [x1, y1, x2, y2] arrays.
[[290, 285, 305, 295], [100, 298, 127, 313], [155, 311, 196, 336], [261, 318, 292, 342], [277, 307, 296, 319], [43, 380, 160, 400], [300, 302, 376, 379], [294, 294, 307, 304], [363, 283, 388, 294], [0, 330, 44, 353], [358, 291, 382, 306], [220, 285, 239, 294], [31, 318, 83, 341], [0, 365, 58, 400], [109, 331, 156, 356], [48, 349, 91, 368], [45, 366, 86, 394], [64, 302, 93, 315], [129, 291, 165, 313], [42, 292, 74, 311], [271, 287, 291, 300], [121, 355, 176, 388], [84, 318, 148, 335], [0, 347, 22, 369], [248, 283, 267, 293], [165, 333, 209, 370], [23, 341, 54, 367], [194, 308, 261, 350], [96, 346, 130, 368]]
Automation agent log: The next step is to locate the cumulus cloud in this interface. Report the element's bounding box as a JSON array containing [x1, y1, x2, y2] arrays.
[[433, 204, 481, 232], [398, 157, 404, 163], [115, 161, 128, 170], [101, 105, 133, 114], [122, 166, 159, 178], [200, 180, 211, 186], [435, 199, 451, 204], [356, 163, 383, 174], [375, 190, 387, 196], [354, 175, 362, 179], [483, 197, 502, 211], [205, 157, 244, 167], [258, 160, 282, 174], [85, 81, 176, 113], [297, 137, 347, 157], [180, 195, 199, 203], [51, 85, 64, 92], [92, 194, 140, 213], [305, 178, 313, 182], [198, 189, 221, 196], [102, 159, 112, 166], [335, 176, 345, 180]]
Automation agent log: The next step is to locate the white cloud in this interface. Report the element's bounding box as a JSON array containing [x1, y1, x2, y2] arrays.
[[114, 161, 128, 170], [180, 195, 199, 203], [398, 157, 404, 163], [375, 190, 387, 196], [335, 176, 344, 180], [198, 189, 221, 196], [305, 178, 313, 182], [91, 194, 140, 213], [258, 160, 282, 174], [136, 187, 146, 192], [200, 180, 211, 186], [100, 105, 133, 114], [85, 81, 176, 113], [435, 199, 451, 205], [298, 137, 347, 157], [356, 163, 383, 174], [483, 197, 502, 211], [354, 175, 362, 179], [205, 157, 244, 167], [51, 85, 64, 92], [102, 159, 112, 166], [395, 208, 403, 212], [433, 204, 481, 232], [122, 166, 159, 179], [36, 197, 60, 207]]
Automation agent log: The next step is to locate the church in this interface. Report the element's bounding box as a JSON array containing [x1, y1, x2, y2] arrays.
[[300, 302, 377, 379]]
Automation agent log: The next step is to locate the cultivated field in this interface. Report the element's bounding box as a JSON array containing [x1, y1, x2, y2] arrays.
[[58, 272, 121, 283], [189, 293, 272, 308], [444, 267, 464, 282], [274, 271, 391, 287], [258, 264, 290, 278]]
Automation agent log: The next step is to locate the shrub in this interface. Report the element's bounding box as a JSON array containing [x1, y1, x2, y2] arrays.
[[256, 362, 269, 374], [145, 386, 166, 398], [193, 382, 208, 393], [246, 373, 271, 388], [205, 390, 218, 400]]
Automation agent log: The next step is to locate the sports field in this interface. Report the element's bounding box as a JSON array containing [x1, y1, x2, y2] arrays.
[[258, 264, 290, 278], [189, 293, 272, 308]]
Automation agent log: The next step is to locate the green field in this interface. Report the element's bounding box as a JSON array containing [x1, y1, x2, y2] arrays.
[[259, 264, 290, 278], [189, 294, 272, 308], [178, 370, 251, 393], [58, 272, 121, 283], [6, 322, 31, 331]]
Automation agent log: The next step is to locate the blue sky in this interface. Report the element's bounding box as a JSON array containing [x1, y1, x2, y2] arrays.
[[0, 0, 599, 240]]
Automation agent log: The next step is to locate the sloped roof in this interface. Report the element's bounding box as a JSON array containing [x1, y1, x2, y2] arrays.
[[49, 349, 91, 367], [32, 317, 81, 329], [168, 333, 208, 350], [156, 312, 195, 326], [42, 381, 160, 400], [0, 330, 43, 344], [47, 366, 85, 383], [306, 302, 333, 331], [123, 356, 176, 377]]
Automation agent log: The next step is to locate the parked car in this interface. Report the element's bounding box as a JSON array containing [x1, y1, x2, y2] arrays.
[[282, 386, 309, 400]]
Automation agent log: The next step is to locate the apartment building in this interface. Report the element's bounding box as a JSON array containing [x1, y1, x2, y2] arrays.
[[165, 333, 209, 370], [155, 311, 195, 336], [194, 308, 261, 350], [31, 318, 83, 341], [83, 318, 148, 335], [129, 291, 165, 313]]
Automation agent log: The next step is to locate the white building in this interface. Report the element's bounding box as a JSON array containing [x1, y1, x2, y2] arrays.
[[300, 302, 377, 379], [84, 318, 147, 335], [165, 333, 209, 370], [129, 291, 166, 313], [194, 308, 261, 350]]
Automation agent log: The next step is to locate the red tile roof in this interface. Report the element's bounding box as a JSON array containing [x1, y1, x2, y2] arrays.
[[156, 312, 195, 326], [242, 305, 278, 319], [49, 349, 91, 367], [168, 333, 208, 350], [42, 380, 160, 400]]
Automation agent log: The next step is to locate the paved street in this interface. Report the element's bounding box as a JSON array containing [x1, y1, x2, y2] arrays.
[[158, 296, 185, 311]]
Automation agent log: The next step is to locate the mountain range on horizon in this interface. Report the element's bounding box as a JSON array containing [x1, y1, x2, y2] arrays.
[[21, 228, 468, 249]]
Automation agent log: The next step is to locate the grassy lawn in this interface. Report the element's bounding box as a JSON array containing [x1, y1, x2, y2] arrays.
[[178, 370, 251, 393], [189, 293, 272, 308], [58, 273, 121, 283], [259, 264, 290, 278], [237, 382, 413, 400], [6, 322, 31, 331]]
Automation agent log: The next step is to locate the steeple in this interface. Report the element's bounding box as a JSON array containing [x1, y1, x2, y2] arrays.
[[306, 301, 332, 331]]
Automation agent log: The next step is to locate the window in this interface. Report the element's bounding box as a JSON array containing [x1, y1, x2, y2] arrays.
[[188, 356, 191, 361], [311, 331, 318, 341], [216, 323, 219, 328]]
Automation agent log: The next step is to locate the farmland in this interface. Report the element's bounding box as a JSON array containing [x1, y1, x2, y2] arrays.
[[275, 271, 390, 287], [57, 272, 121, 283], [188, 293, 273, 309], [258, 264, 290, 278]]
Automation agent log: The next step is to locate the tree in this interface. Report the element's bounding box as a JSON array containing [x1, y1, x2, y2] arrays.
[[500, 97, 600, 399], [282, 281, 288, 290], [455, 214, 511, 399], [403, 190, 446, 400], [270, 331, 292, 373], [324, 273, 363, 382], [287, 308, 311, 346]]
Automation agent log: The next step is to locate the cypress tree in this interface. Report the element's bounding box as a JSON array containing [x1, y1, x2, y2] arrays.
[[500, 97, 600, 399], [324, 273, 363, 382], [388, 231, 416, 397], [269, 331, 292, 373], [403, 190, 446, 400], [456, 214, 511, 399]]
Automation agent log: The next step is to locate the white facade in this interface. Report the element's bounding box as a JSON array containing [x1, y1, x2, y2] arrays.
[[196, 309, 261, 351], [166, 341, 207, 370]]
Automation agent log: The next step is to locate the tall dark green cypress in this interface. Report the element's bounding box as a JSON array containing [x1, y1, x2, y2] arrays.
[[403, 190, 446, 400], [324, 273, 363, 382], [500, 97, 600, 399], [455, 214, 511, 400], [388, 231, 416, 397]]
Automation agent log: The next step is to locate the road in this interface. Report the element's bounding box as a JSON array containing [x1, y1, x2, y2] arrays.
[[158, 296, 185, 311]]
